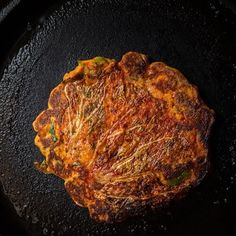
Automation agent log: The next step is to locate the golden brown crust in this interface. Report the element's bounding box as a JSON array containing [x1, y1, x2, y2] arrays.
[[33, 52, 214, 222]]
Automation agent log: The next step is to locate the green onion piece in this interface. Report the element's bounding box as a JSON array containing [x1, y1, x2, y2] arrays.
[[93, 56, 107, 64], [49, 121, 58, 142], [167, 170, 191, 186]]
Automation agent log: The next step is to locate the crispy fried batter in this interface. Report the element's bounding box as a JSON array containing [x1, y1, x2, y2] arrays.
[[33, 52, 214, 222]]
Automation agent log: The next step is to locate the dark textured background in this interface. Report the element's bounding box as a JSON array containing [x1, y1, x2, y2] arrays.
[[0, 0, 236, 235]]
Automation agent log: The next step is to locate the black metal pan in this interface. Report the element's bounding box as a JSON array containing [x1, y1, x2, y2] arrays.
[[0, 0, 236, 235]]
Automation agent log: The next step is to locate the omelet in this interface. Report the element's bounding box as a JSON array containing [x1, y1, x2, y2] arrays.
[[33, 52, 214, 222]]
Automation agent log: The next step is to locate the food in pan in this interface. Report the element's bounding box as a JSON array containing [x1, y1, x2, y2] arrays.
[[33, 52, 214, 222]]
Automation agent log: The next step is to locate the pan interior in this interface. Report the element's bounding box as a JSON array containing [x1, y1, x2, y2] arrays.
[[0, 0, 235, 235]]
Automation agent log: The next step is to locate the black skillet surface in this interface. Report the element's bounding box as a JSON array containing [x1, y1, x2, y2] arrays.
[[0, 0, 236, 235]]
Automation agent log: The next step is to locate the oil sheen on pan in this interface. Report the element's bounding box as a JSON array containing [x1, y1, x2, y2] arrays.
[[32, 52, 215, 222]]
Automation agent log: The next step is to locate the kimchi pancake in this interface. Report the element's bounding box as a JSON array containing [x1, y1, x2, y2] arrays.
[[33, 52, 214, 222]]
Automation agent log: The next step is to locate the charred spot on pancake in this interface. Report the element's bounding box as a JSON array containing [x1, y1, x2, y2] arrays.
[[119, 52, 148, 78]]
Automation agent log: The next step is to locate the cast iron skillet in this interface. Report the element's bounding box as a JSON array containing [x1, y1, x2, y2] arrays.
[[0, 0, 236, 235]]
